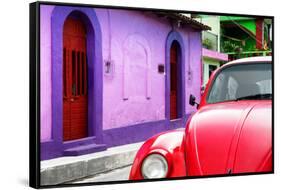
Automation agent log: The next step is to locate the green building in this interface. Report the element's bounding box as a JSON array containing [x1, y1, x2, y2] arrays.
[[195, 15, 229, 86], [220, 16, 272, 60], [194, 15, 272, 87]]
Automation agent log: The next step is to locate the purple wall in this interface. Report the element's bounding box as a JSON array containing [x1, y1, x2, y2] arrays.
[[40, 5, 54, 141], [40, 5, 202, 158]]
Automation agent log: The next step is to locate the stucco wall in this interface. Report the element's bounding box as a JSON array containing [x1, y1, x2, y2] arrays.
[[185, 31, 202, 111], [199, 16, 220, 35], [40, 5, 54, 141], [40, 5, 202, 141], [97, 10, 169, 130], [197, 16, 220, 52]]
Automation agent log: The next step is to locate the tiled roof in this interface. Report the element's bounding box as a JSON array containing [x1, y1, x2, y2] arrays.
[[154, 12, 211, 30]]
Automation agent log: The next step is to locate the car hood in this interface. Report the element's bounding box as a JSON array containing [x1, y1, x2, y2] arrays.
[[185, 100, 272, 175]]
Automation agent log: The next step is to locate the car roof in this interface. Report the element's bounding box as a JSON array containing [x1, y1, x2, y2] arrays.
[[225, 56, 272, 66]]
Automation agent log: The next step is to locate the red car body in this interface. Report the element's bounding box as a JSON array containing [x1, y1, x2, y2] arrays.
[[129, 57, 272, 180]]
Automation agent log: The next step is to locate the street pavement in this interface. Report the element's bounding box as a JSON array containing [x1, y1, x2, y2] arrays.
[[69, 165, 132, 183], [41, 142, 144, 185]]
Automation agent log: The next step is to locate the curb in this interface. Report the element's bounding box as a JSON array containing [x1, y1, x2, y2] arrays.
[[40, 142, 143, 185]]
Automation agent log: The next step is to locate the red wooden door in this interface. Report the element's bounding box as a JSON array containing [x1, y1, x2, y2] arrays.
[[63, 18, 88, 141], [170, 42, 178, 120]]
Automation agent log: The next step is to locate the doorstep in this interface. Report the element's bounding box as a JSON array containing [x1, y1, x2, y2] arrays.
[[40, 142, 144, 186]]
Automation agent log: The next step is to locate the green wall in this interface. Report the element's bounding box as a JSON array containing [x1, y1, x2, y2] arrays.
[[237, 20, 256, 35], [220, 16, 256, 34], [220, 16, 253, 21]]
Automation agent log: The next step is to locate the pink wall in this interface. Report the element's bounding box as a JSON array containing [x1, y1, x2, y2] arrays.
[[40, 6, 202, 141], [186, 31, 202, 110], [40, 5, 54, 141], [202, 48, 228, 61]]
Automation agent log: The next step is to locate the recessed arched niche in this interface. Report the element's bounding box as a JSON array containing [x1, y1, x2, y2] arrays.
[[122, 34, 151, 100]]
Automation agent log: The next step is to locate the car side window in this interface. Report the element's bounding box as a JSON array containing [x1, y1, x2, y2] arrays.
[[207, 63, 271, 104]]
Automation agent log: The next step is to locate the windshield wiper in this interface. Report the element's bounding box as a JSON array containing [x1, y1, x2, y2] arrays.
[[236, 93, 272, 101]]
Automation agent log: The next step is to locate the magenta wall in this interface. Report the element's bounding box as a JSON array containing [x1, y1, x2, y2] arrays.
[[40, 5, 202, 142]]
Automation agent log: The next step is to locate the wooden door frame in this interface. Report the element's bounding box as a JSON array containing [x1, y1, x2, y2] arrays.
[[165, 30, 186, 120], [50, 7, 103, 147]]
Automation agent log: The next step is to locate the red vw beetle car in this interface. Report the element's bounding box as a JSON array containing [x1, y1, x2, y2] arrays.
[[129, 56, 272, 180]]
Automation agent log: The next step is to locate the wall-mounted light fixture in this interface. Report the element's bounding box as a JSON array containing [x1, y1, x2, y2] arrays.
[[104, 60, 114, 78], [177, 20, 182, 28], [158, 64, 165, 74], [105, 60, 111, 73]]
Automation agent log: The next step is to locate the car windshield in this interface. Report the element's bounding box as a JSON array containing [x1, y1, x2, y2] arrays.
[[207, 62, 272, 104]]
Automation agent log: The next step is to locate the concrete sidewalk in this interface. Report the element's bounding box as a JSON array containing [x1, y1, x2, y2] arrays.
[[40, 142, 144, 185], [70, 165, 132, 184]]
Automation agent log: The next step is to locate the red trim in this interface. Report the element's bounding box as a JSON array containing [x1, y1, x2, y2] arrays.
[[256, 19, 264, 50]]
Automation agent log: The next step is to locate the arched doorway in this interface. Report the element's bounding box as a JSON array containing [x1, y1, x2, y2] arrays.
[[44, 6, 104, 159], [170, 41, 179, 120], [165, 31, 186, 122], [63, 17, 88, 141]]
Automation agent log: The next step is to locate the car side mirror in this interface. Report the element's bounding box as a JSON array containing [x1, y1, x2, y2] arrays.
[[201, 85, 205, 95], [189, 94, 199, 109]]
